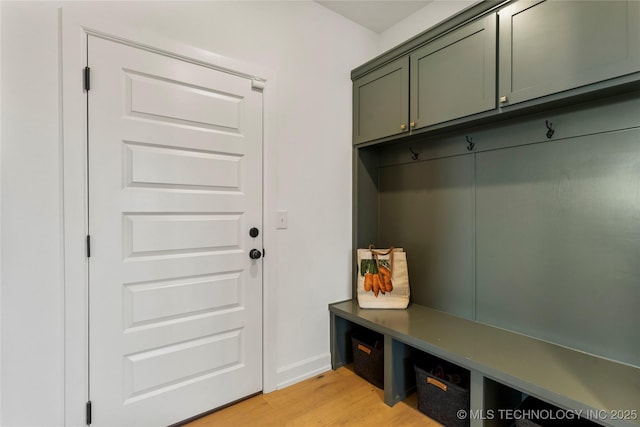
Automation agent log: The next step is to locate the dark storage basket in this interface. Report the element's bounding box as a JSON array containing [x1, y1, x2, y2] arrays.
[[351, 332, 384, 388], [515, 397, 600, 427], [415, 362, 470, 427]]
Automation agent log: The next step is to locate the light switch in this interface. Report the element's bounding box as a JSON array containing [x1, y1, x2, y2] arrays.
[[276, 210, 288, 229]]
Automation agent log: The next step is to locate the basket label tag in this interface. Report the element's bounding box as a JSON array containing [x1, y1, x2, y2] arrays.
[[427, 377, 448, 392], [357, 344, 372, 355]]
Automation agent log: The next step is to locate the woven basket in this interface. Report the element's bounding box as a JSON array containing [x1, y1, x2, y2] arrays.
[[351, 334, 384, 388], [415, 363, 470, 427]]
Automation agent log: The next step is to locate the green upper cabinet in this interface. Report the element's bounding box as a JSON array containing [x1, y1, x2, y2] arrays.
[[498, 0, 640, 107], [353, 0, 640, 145], [410, 13, 497, 130], [353, 57, 409, 144], [353, 14, 496, 144]]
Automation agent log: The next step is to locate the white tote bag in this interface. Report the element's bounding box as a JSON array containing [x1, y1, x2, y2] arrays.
[[356, 245, 410, 309]]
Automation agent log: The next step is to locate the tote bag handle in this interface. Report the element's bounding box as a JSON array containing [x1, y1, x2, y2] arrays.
[[368, 244, 395, 276]]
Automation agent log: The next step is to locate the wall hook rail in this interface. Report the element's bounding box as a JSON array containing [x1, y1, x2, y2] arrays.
[[466, 136, 475, 151], [545, 120, 555, 139], [409, 147, 419, 160]]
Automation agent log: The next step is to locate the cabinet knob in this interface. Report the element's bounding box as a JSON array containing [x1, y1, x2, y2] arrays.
[[400, 124, 407, 131], [410, 122, 416, 129], [499, 95, 509, 104]]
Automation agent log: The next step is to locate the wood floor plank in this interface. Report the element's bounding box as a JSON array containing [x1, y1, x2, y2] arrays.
[[185, 367, 441, 426]]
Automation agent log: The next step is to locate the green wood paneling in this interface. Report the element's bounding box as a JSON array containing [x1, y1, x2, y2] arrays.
[[353, 147, 381, 296], [476, 128, 640, 367], [378, 155, 475, 319], [355, 91, 640, 368]]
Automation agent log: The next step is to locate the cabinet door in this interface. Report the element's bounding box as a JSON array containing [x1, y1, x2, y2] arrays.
[[499, 0, 640, 106], [353, 57, 409, 144], [410, 14, 496, 130]]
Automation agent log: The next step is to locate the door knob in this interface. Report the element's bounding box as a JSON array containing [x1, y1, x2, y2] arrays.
[[249, 249, 262, 260]]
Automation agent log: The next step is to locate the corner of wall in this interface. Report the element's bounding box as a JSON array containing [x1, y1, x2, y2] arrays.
[[378, 0, 481, 53], [0, 1, 3, 422], [275, 353, 332, 390]]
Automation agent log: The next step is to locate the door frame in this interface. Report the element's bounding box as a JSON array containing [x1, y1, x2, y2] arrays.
[[60, 8, 278, 425]]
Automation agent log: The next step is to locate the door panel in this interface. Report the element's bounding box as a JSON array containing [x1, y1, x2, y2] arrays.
[[88, 35, 262, 426], [124, 143, 242, 190], [126, 71, 242, 130], [353, 57, 409, 144], [410, 13, 496, 129]]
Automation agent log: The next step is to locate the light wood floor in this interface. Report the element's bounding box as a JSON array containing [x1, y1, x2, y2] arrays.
[[186, 366, 440, 426]]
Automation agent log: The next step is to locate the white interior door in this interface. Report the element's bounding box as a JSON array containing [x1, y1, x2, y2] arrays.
[[87, 34, 263, 426]]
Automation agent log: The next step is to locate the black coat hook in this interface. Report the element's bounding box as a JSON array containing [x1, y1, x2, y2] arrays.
[[545, 120, 555, 139], [409, 147, 419, 160], [466, 136, 474, 151]]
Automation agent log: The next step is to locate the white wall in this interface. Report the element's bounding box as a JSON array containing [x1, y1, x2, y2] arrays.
[[1, 3, 66, 425], [1, 1, 377, 425], [379, 0, 480, 53], [1, 0, 471, 425], [0, 3, 3, 423]]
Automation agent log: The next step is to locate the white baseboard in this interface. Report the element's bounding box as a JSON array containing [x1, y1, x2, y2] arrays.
[[275, 353, 332, 390]]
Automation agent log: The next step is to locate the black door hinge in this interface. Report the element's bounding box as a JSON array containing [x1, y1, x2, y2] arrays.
[[84, 67, 91, 91], [86, 235, 91, 258], [86, 400, 92, 425]]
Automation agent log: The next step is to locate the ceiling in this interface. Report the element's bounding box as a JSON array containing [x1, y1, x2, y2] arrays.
[[315, 0, 433, 33]]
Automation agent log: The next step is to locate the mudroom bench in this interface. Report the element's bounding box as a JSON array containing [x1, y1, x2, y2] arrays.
[[329, 299, 640, 427]]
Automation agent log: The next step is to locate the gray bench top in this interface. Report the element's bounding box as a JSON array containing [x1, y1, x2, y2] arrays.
[[330, 299, 640, 427]]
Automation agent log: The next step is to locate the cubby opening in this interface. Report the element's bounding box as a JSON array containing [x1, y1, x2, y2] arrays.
[[483, 378, 523, 427], [510, 394, 602, 427]]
